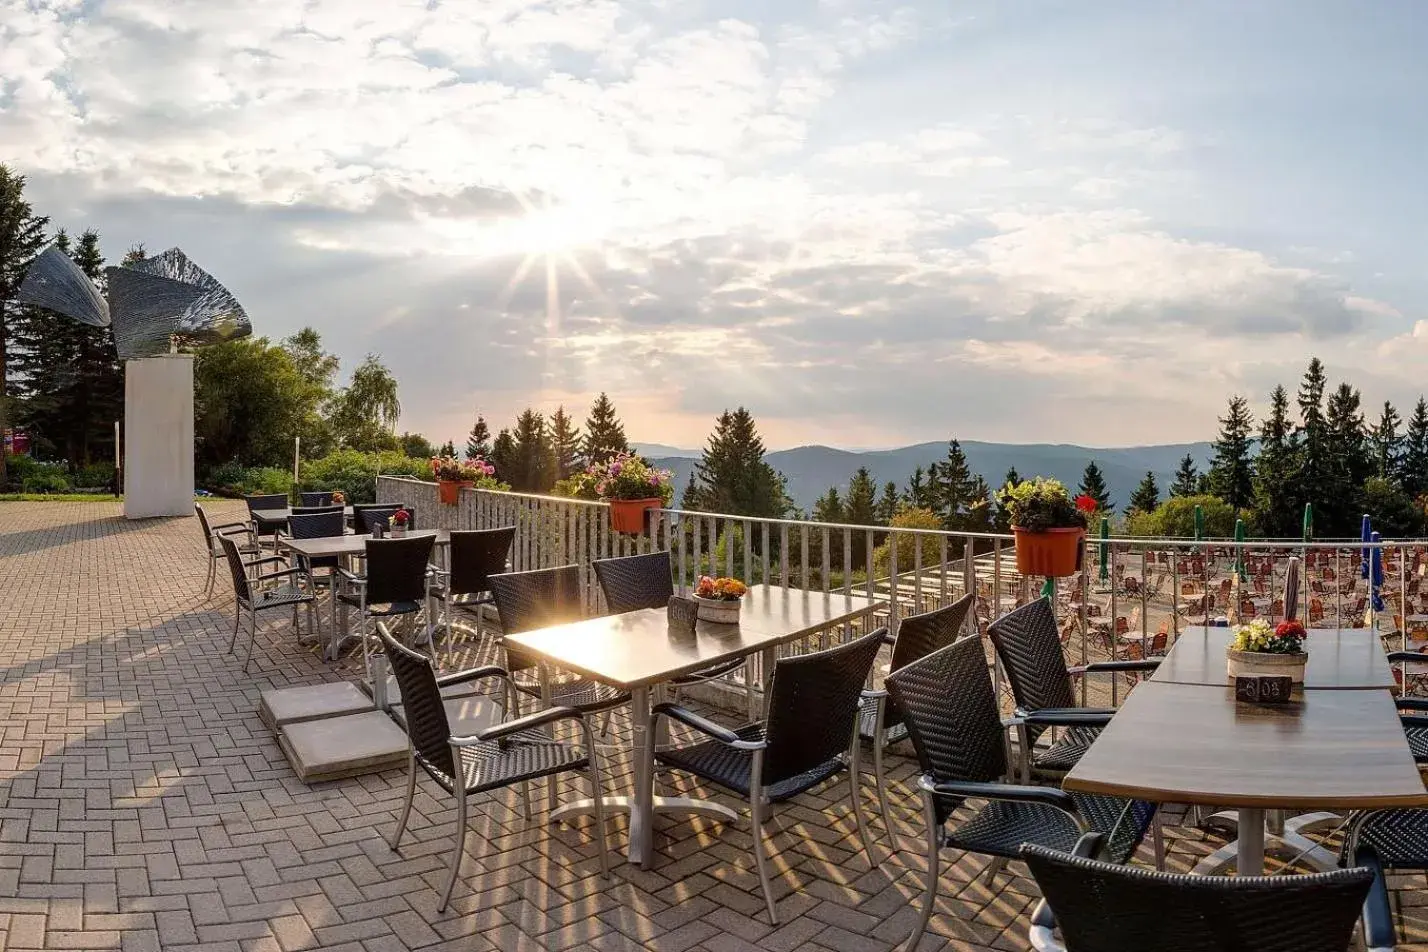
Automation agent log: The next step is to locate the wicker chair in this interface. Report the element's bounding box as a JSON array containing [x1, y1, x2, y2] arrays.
[[886, 635, 1156, 952], [337, 535, 437, 682], [593, 551, 747, 689], [1386, 652, 1428, 764], [650, 630, 884, 923], [287, 510, 346, 625], [358, 506, 416, 534], [377, 624, 610, 912], [430, 527, 516, 666], [488, 565, 631, 716], [1344, 809, 1428, 951], [245, 493, 290, 547], [299, 491, 334, 507], [859, 592, 974, 853], [196, 503, 258, 595], [1022, 835, 1371, 952], [219, 535, 316, 672], [351, 503, 410, 533]]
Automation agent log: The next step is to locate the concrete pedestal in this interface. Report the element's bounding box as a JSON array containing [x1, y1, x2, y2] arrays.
[[123, 355, 194, 519]]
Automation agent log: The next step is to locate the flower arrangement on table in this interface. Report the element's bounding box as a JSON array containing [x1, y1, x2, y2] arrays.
[[1227, 619, 1308, 682], [692, 575, 748, 623], [565, 452, 675, 532], [330, 490, 345, 505], [997, 477, 1089, 578], [389, 508, 411, 536]]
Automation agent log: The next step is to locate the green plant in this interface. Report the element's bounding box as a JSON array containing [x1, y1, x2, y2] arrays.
[[580, 452, 675, 503], [5, 455, 68, 491], [997, 478, 1088, 531], [21, 471, 71, 494], [245, 467, 295, 496], [72, 462, 116, 489]]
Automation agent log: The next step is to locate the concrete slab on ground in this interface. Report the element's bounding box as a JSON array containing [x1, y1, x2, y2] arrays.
[[259, 680, 373, 731], [279, 710, 409, 783]]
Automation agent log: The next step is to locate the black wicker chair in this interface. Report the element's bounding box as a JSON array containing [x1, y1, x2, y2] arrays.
[[886, 635, 1156, 952], [245, 492, 290, 547], [351, 503, 411, 533], [488, 565, 631, 716], [196, 503, 259, 595], [219, 534, 316, 672], [593, 551, 747, 689], [288, 510, 346, 626], [650, 630, 885, 923], [1344, 809, 1428, 952], [299, 491, 334, 507], [1022, 835, 1371, 952], [337, 535, 437, 682], [859, 592, 974, 852], [430, 527, 516, 666], [377, 623, 610, 912], [359, 506, 416, 534], [1386, 652, 1428, 765]]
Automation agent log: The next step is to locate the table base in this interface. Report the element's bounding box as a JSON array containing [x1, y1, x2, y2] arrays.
[[550, 796, 739, 865], [1191, 807, 1339, 875]]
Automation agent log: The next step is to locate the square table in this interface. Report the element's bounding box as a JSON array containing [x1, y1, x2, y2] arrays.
[[1152, 626, 1395, 690], [1064, 680, 1428, 873], [503, 585, 885, 865], [251, 505, 355, 531]]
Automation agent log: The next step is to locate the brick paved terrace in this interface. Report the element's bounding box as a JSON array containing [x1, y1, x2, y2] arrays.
[[3, 500, 1428, 952]]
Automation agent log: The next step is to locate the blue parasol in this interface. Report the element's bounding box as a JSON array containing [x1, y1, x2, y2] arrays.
[[1370, 529, 1385, 614]]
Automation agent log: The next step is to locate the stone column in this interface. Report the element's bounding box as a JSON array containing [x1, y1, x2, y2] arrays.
[[123, 354, 194, 519]]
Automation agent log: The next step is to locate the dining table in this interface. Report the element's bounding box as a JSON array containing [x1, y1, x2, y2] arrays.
[[251, 505, 356, 532], [1065, 625, 1428, 875], [502, 585, 886, 866]]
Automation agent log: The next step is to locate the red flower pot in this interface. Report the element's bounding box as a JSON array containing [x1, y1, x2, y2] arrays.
[[438, 479, 461, 505], [608, 497, 661, 534], [1013, 527, 1084, 578]]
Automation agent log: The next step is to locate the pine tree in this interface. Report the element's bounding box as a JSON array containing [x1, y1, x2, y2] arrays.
[[812, 487, 844, 523], [438, 439, 456, 457], [965, 475, 994, 530], [509, 409, 552, 491], [929, 439, 979, 530], [581, 392, 629, 465], [844, 468, 877, 527], [1170, 454, 1200, 497], [489, 428, 517, 484], [904, 466, 933, 509], [1370, 400, 1403, 482], [993, 467, 1021, 531], [679, 471, 699, 510], [1297, 357, 1330, 518], [465, 413, 491, 460], [548, 406, 582, 479], [0, 165, 49, 484], [1003, 466, 1021, 489], [1252, 385, 1301, 537], [687, 407, 788, 517], [1078, 461, 1113, 511], [1127, 471, 1160, 514], [1402, 398, 1428, 498], [875, 481, 900, 525], [1323, 381, 1368, 533], [1206, 395, 1255, 511]]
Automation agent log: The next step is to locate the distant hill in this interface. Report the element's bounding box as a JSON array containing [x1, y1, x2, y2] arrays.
[[631, 442, 699, 458], [647, 440, 1215, 514]]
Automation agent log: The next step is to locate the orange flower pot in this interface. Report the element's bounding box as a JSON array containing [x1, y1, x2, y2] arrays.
[[608, 497, 661, 534], [438, 479, 461, 505], [1013, 527, 1084, 578]]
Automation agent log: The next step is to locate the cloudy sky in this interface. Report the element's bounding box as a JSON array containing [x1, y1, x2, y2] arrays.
[[3, 0, 1427, 450]]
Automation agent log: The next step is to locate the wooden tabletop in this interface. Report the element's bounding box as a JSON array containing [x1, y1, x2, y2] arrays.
[[504, 587, 885, 689], [1064, 681, 1428, 809], [1151, 626, 1395, 690], [282, 529, 449, 559]]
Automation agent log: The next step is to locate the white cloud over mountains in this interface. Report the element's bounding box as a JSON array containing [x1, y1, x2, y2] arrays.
[[0, 0, 1419, 448]]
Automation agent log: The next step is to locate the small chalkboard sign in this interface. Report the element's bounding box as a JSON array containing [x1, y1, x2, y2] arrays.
[[1234, 675, 1293, 704]]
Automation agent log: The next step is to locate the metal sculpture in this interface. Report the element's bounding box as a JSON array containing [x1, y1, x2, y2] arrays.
[[14, 246, 111, 328]]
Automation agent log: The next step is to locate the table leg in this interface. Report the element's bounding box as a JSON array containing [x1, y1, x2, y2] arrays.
[[761, 646, 777, 718], [1237, 807, 1264, 875], [629, 684, 653, 865]]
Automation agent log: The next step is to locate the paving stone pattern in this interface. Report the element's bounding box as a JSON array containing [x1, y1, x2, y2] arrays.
[[1, 501, 1426, 951]]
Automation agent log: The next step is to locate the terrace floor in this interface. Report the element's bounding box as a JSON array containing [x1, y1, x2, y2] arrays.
[[2, 500, 1427, 952]]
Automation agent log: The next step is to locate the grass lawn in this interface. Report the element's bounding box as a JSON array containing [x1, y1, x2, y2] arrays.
[[0, 493, 124, 502]]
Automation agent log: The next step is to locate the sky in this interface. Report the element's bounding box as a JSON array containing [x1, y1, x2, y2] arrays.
[[3, 0, 1428, 451]]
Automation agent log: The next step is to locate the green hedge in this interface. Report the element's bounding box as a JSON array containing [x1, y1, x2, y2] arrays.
[[296, 450, 431, 504]]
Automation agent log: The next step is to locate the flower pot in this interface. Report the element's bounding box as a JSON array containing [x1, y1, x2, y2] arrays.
[[608, 497, 661, 534], [1013, 526, 1084, 578], [1226, 648, 1308, 683], [389, 526, 408, 537], [438, 479, 461, 505], [692, 594, 742, 625]]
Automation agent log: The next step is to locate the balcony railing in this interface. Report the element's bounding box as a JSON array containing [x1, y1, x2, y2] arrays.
[[377, 476, 1428, 707]]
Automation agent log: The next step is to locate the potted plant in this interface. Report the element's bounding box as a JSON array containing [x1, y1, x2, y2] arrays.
[[1227, 619, 1308, 683], [585, 452, 675, 533], [389, 508, 411, 537], [998, 477, 1089, 578], [431, 456, 466, 505], [460, 457, 496, 491], [330, 490, 345, 506], [692, 575, 747, 624]]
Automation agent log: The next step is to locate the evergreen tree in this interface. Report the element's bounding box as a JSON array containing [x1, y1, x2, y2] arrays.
[[1297, 357, 1330, 519], [437, 439, 456, 457], [0, 165, 49, 484], [490, 428, 517, 484], [965, 475, 994, 530], [1402, 397, 1428, 499], [1206, 395, 1255, 511], [1369, 400, 1403, 482], [844, 467, 878, 527], [904, 466, 933, 509], [508, 409, 551, 491], [687, 407, 788, 517], [1078, 461, 1113, 511], [1127, 471, 1160, 514], [1323, 381, 1368, 533], [679, 471, 699, 510], [1003, 466, 1021, 489], [581, 392, 629, 465], [929, 439, 979, 530], [547, 406, 582, 479], [1252, 385, 1301, 537], [812, 486, 845, 523], [465, 412, 492, 460], [875, 481, 900, 525], [993, 468, 1021, 531], [1170, 454, 1200, 497]]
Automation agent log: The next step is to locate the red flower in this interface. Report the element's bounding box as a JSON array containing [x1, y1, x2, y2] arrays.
[[1275, 620, 1306, 639], [392, 508, 410, 526], [1074, 494, 1098, 513]]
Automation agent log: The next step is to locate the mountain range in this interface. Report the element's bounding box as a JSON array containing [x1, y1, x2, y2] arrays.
[[633, 441, 1216, 514]]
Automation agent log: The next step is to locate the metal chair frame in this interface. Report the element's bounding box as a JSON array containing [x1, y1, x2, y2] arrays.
[[218, 534, 316, 673]]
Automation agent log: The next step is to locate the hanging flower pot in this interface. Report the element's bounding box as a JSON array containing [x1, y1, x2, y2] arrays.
[[609, 497, 661, 534], [999, 478, 1092, 580], [438, 479, 462, 505], [1013, 527, 1084, 578]]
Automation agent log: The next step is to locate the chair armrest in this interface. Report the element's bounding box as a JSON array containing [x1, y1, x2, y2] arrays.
[[460, 705, 585, 744], [652, 703, 763, 750], [1388, 652, 1428, 663], [1015, 707, 1115, 728], [212, 522, 249, 534], [1356, 846, 1395, 952], [436, 665, 510, 689], [923, 777, 1081, 817], [1026, 832, 1105, 950], [882, 630, 897, 646], [1069, 660, 1161, 675], [861, 688, 888, 701], [336, 568, 366, 586], [245, 555, 288, 569], [1398, 697, 1428, 712], [255, 568, 305, 583], [1400, 714, 1428, 730]]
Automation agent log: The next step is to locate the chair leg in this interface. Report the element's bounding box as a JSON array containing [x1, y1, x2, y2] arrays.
[[205, 554, 215, 595], [749, 751, 778, 924], [581, 720, 611, 880], [390, 745, 417, 850], [847, 725, 875, 867], [241, 611, 258, 673], [438, 778, 468, 912], [1151, 807, 1166, 871], [903, 789, 941, 952], [228, 604, 242, 654]]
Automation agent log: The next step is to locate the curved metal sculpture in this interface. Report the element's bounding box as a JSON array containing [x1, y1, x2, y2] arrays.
[[15, 246, 111, 327]]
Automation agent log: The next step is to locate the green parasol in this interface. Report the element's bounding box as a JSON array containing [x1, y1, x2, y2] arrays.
[[1098, 516, 1110, 582], [1234, 517, 1247, 581], [1193, 504, 1204, 541], [1302, 502, 1313, 542]]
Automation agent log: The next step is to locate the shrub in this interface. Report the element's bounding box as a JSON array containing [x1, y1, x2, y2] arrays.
[[73, 462, 117, 489], [872, 507, 944, 577], [5, 455, 69, 492], [297, 449, 434, 504], [1128, 494, 1239, 538], [202, 460, 293, 497], [21, 471, 72, 494]]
